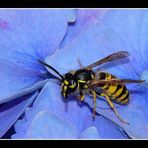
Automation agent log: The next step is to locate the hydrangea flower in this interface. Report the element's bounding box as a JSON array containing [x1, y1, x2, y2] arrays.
[[0, 9, 76, 138], [0, 9, 148, 139]]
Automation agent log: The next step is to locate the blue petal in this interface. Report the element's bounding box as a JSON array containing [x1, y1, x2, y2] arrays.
[[46, 10, 148, 78], [45, 10, 148, 138], [0, 91, 38, 138], [0, 10, 76, 58], [141, 70, 148, 84], [81, 115, 128, 139], [94, 10, 148, 74], [0, 58, 49, 104], [0, 10, 75, 103], [13, 82, 126, 139], [61, 9, 76, 23], [60, 9, 106, 48], [85, 85, 148, 138]]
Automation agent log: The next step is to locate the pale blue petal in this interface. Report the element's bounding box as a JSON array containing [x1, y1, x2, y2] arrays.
[[80, 127, 100, 139], [0, 91, 38, 137], [25, 110, 78, 139], [13, 82, 127, 139], [81, 115, 128, 139]]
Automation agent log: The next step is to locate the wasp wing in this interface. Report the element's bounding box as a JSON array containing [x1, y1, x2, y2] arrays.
[[89, 79, 145, 86], [84, 51, 129, 69]]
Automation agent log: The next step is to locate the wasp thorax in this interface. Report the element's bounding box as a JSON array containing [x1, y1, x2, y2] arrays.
[[61, 73, 78, 99]]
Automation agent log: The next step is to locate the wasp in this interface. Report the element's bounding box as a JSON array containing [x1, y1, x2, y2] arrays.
[[38, 51, 145, 125]]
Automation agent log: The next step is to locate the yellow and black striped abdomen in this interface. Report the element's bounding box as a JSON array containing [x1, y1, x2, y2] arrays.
[[97, 72, 129, 104]]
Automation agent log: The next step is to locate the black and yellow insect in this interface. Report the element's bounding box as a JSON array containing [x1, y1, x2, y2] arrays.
[[38, 51, 145, 125]]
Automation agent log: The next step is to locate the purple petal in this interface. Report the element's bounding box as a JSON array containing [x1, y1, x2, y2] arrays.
[[13, 82, 127, 139], [0, 91, 38, 137]]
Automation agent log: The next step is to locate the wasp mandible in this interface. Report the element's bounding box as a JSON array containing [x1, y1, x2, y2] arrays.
[[38, 51, 145, 125]]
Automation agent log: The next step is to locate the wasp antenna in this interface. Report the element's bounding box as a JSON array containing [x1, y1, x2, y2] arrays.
[[122, 51, 129, 57], [38, 59, 64, 80], [114, 51, 129, 58]]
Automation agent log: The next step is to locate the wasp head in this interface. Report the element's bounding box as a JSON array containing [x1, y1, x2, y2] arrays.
[[61, 72, 78, 99], [37, 60, 78, 99]]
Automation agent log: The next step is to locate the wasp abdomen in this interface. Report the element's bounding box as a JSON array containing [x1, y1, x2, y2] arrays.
[[98, 72, 129, 104]]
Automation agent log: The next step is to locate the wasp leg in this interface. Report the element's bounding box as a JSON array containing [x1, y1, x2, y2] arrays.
[[79, 91, 85, 101], [100, 93, 129, 125], [76, 91, 85, 101], [90, 91, 97, 119]]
